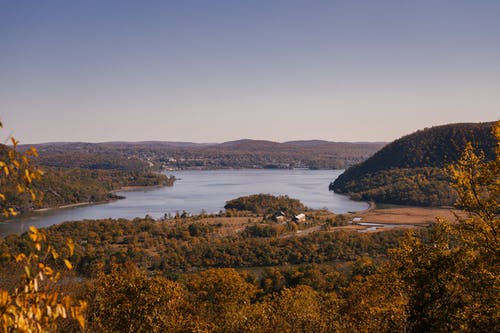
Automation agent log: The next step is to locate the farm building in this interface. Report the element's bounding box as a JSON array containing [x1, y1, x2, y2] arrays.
[[293, 213, 306, 223], [273, 211, 286, 223]]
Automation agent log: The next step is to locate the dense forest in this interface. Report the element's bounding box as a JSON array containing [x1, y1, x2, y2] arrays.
[[0, 144, 174, 217], [331, 122, 497, 206], [24, 139, 385, 170], [224, 194, 306, 215], [0, 214, 406, 277], [34, 167, 174, 209]]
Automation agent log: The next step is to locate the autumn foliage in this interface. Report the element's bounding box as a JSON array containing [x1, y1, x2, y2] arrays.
[[0, 121, 498, 332], [0, 122, 42, 217]]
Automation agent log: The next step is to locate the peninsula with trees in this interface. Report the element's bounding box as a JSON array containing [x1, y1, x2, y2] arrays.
[[330, 121, 497, 207]]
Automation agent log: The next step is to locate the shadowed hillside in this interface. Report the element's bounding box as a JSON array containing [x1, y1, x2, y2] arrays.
[[330, 122, 497, 206]]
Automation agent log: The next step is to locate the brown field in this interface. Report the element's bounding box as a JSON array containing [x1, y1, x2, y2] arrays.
[[356, 207, 467, 225]]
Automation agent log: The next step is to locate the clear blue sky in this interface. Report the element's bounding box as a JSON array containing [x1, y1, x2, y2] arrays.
[[1, 0, 499, 144]]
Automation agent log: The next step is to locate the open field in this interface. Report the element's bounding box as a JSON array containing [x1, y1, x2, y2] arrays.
[[355, 206, 467, 225], [177, 205, 465, 236]]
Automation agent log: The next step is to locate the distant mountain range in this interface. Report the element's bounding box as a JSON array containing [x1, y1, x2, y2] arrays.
[[23, 139, 385, 170], [330, 121, 497, 207]]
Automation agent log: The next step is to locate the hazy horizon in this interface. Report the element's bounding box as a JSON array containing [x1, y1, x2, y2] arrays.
[[1, 1, 499, 144], [18, 138, 390, 146]]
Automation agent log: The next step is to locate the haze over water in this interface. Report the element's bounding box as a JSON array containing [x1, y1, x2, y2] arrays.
[[0, 169, 368, 236]]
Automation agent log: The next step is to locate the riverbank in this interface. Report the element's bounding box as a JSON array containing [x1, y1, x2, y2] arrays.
[[34, 201, 96, 212], [34, 182, 173, 213], [110, 183, 169, 193]]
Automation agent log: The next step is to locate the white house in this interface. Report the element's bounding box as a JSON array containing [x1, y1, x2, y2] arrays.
[[293, 213, 306, 223]]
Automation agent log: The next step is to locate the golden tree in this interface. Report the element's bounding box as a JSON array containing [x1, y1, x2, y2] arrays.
[[448, 121, 499, 249], [0, 121, 42, 217], [0, 122, 86, 332], [341, 268, 408, 333], [390, 121, 500, 332], [186, 268, 257, 332], [0, 227, 87, 332], [86, 264, 187, 333]]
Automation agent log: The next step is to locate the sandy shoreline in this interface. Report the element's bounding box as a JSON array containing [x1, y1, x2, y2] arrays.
[[34, 201, 108, 213], [110, 184, 167, 193]]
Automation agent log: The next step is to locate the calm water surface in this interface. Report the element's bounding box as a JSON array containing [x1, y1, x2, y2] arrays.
[[0, 169, 368, 236]]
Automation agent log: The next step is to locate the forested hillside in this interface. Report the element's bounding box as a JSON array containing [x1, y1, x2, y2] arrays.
[[331, 122, 497, 206], [34, 167, 174, 209], [25, 139, 384, 170], [0, 143, 173, 216]]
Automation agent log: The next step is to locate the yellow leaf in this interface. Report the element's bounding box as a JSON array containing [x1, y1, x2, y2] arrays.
[[15, 253, 26, 262], [51, 248, 59, 260], [0, 291, 10, 306], [30, 147, 38, 157], [24, 169, 32, 183], [67, 239, 75, 256], [43, 266, 54, 276], [73, 301, 88, 329], [10, 137, 18, 147], [63, 259, 73, 270], [24, 265, 31, 278]]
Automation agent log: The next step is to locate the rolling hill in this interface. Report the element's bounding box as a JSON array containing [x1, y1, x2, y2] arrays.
[[330, 122, 497, 207], [24, 139, 385, 170]]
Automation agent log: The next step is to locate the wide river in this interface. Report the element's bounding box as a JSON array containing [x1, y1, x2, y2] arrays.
[[0, 169, 368, 236]]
